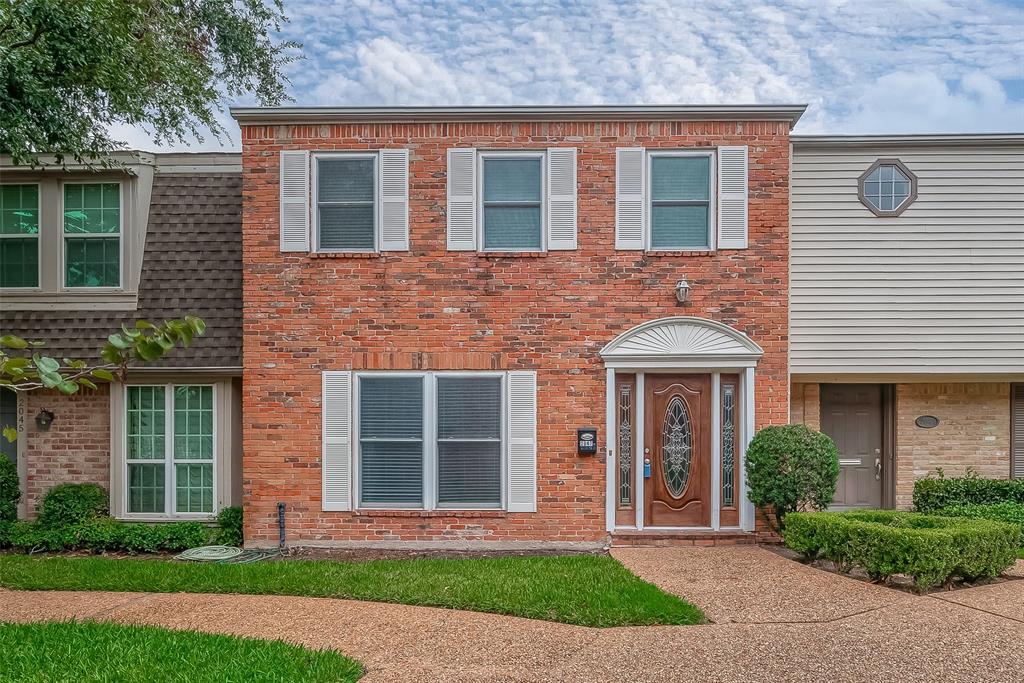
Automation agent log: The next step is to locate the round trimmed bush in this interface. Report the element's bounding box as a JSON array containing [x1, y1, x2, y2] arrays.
[[0, 456, 19, 523], [745, 424, 839, 532], [37, 483, 109, 528]]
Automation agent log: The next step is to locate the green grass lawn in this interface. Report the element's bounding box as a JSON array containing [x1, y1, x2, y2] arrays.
[[1018, 548, 1024, 560], [0, 621, 362, 682], [0, 553, 703, 627]]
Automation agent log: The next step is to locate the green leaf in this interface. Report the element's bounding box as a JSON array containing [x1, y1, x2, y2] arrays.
[[33, 355, 61, 374], [185, 316, 207, 335], [135, 320, 156, 330], [2, 426, 16, 444], [91, 368, 115, 382], [107, 334, 131, 350], [135, 341, 161, 362], [0, 335, 29, 350], [58, 380, 80, 395], [40, 372, 62, 389], [100, 346, 123, 365], [78, 378, 98, 390]]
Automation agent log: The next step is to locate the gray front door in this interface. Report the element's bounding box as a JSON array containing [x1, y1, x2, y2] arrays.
[[820, 384, 883, 509]]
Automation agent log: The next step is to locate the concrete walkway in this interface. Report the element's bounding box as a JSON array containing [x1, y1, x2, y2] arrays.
[[2, 547, 1023, 682]]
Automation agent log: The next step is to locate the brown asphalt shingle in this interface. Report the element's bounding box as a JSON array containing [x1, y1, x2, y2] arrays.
[[0, 172, 242, 368]]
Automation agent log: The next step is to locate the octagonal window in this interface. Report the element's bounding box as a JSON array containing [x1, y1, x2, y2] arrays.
[[858, 159, 917, 216]]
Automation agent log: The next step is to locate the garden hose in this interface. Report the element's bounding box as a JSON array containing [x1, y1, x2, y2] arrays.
[[175, 545, 244, 562]]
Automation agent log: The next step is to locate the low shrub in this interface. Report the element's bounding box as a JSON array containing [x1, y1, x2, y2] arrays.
[[0, 457, 19, 523], [0, 520, 11, 548], [7, 519, 210, 554], [745, 424, 839, 532], [913, 474, 1024, 513], [935, 502, 1024, 540], [783, 510, 1019, 591], [214, 506, 243, 546], [36, 483, 109, 528]]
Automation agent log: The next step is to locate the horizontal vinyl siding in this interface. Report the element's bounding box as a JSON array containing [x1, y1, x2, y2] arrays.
[[791, 144, 1024, 375]]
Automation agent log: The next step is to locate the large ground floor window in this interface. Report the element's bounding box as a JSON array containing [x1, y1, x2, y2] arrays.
[[357, 373, 503, 510], [125, 384, 215, 516]]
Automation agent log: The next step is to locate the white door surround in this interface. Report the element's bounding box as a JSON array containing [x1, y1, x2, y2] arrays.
[[600, 316, 762, 532]]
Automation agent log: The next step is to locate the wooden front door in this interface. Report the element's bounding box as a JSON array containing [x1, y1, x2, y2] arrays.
[[644, 374, 711, 527], [820, 384, 884, 509]]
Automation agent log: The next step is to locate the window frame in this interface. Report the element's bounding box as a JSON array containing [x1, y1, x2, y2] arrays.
[[60, 180, 124, 290], [311, 152, 380, 254], [352, 370, 507, 511], [122, 382, 218, 520], [645, 149, 716, 251], [0, 182, 42, 290], [477, 150, 547, 254], [857, 158, 918, 217]]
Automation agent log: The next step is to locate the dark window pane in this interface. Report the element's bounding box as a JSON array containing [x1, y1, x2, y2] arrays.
[[360, 377, 423, 439], [318, 158, 375, 202], [65, 237, 120, 287], [650, 156, 710, 201], [650, 205, 709, 249], [360, 441, 423, 505], [318, 205, 375, 250], [128, 463, 165, 513], [437, 377, 501, 439], [359, 376, 424, 506], [438, 442, 501, 506], [483, 206, 542, 250], [0, 238, 39, 287], [1, 184, 39, 235], [0, 391, 16, 465], [64, 183, 120, 234], [483, 158, 541, 202]]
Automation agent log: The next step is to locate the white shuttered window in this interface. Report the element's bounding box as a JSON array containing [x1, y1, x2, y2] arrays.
[[321, 371, 538, 511]]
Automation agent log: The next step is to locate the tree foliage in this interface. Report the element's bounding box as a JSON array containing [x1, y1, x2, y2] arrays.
[[0, 315, 206, 442], [744, 424, 840, 533], [0, 0, 298, 167]]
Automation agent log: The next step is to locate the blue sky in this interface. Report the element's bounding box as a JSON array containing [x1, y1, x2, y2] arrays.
[[117, 0, 1024, 150]]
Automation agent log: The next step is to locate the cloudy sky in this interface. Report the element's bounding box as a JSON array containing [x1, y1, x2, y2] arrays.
[[115, 0, 1024, 150]]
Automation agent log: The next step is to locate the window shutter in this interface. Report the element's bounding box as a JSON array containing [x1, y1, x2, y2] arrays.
[[1013, 384, 1024, 479], [447, 148, 477, 251], [717, 146, 748, 249], [506, 371, 537, 512], [546, 147, 577, 250], [322, 371, 352, 511], [279, 150, 310, 252], [615, 147, 645, 249], [378, 148, 410, 251]]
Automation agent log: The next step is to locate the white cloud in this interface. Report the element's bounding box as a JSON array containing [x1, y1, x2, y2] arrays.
[[114, 0, 1024, 149]]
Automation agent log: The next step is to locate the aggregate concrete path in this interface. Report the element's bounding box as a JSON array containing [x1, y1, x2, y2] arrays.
[[3, 548, 1023, 682]]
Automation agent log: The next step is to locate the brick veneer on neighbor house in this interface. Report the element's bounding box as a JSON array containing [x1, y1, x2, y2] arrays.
[[22, 387, 110, 518], [790, 382, 1012, 510], [240, 120, 792, 545]]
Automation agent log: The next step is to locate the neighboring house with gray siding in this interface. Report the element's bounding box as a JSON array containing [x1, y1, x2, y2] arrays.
[[789, 134, 1024, 510], [0, 153, 243, 519]]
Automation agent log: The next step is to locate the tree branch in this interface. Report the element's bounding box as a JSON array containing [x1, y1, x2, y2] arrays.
[[4, 25, 47, 51]]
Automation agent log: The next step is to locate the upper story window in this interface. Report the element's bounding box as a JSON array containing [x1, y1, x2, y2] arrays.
[[64, 182, 122, 287], [649, 153, 713, 249], [858, 159, 918, 217], [315, 154, 377, 252], [481, 153, 544, 251], [0, 184, 40, 288]]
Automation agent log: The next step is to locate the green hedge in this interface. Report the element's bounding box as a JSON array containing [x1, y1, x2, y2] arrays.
[[783, 510, 1020, 591], [914, 476, 1024, 513], [935, 502, 1024, 538], [6, 519, 210, 553], [36, 483, 109, 528]]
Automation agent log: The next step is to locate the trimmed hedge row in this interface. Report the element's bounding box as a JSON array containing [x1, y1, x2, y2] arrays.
[[783, 510, 1020, 591], [3, 519, 210, 553], [914, 476, 1024, 513], [936, 502, 1024, 537]]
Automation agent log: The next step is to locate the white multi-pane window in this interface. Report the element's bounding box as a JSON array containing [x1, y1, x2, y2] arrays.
[[479, 152, 544, 251], [648, 152, 715, 250], [356, 373, 504, 509], [125, 384, 216, 516], [313, 154, 377, 252], [0, 184, 40, 288], [63, 182, 122, 288]]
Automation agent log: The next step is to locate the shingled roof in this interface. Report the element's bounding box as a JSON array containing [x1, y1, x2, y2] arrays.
[[1, 171, 242, 369]]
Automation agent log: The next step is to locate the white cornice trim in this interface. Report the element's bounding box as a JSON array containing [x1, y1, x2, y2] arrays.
[[792, 133, 1024, 147], [600, 316, 764, 365]]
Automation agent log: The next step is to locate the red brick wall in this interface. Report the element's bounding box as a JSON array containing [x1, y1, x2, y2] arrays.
[[240, 120, 792, 545], [23, 387, 110, 518]]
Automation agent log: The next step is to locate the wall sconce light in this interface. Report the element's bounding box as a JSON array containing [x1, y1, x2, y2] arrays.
[[35, 409, 54, 431], [675, 278, 691, 304]]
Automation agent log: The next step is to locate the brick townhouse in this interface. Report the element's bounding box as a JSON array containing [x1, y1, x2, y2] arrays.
[[2, 108, 1021, 549]]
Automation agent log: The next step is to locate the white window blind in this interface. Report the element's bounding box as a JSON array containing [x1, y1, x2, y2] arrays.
[[359, 376, 424, 507], [317, 157, 376, 251]]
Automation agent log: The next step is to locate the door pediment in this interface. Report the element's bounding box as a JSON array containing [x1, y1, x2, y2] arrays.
[[600, 317, 763, 368]]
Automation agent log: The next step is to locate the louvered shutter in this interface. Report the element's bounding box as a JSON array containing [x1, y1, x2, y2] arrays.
[[447, 148, 477, 250], [506, 371, 537, 512], [279, 150, 310, 252], [322, 371, 352, 511], [615, 147, 645, 249], [378, 149, 409, 251], [546, 147, 577, 250], [717, 146, 749, 249], [1012, 384, 1024, 479]]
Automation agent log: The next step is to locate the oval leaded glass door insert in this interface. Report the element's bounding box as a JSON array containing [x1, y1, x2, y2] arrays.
[[661, 396, 693, 497]]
